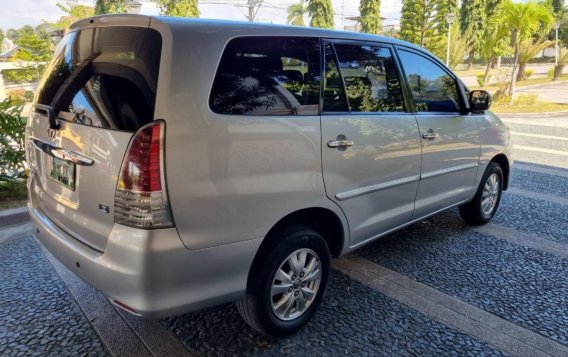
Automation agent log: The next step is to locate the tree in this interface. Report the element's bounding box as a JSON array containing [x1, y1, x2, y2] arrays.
[[399, 0, 457, 58], [14, 32, 53, 62], [554, 47, 568, 79], [479, 24, 510, 85], [399, 0, 438, 48], [0, 99, 26, 186], [359, 0, 382, 34], [548, 0, 564, 14], [517, 38, 554, 81], [492, 0, 554, 96], [307, 0, 334, 29], [460, 0, 486, 69], [0, 30, 4, 48], [158, 0, 199, 17], [432, 0, 457, 58], [95, 0, 126, 14], [448, 21, 470, 69], [52, 0, 94, 30], [287, 0, 307, 26], [6, 29, 19, 41]]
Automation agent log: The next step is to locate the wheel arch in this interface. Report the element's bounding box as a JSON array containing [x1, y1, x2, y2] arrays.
[[490, 154, 510, 190], [245, 207, 345, 289]]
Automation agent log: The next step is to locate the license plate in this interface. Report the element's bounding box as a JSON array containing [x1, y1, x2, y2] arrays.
[[49, 157, 76, 191]]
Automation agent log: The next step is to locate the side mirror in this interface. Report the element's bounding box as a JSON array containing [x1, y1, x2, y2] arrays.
[[469, 90, 491, 112]]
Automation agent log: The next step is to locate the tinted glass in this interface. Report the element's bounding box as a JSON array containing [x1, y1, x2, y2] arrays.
[[398, 50, 461, 112], [36, 27, 162, 131], [323, 43, 348, 112], [334, 44, 404, 112], [210, 37, 320, 116]]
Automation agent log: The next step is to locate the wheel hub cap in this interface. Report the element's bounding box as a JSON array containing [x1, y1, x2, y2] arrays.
[[270, 248, 322, 321], [481, 173, 500, 216]]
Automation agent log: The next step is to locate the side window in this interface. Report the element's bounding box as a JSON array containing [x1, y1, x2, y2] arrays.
[[209, 37, 320, 116], [333, 44, 404, 112], [397, 50, 461, 113], [323, 43, 348, 112]]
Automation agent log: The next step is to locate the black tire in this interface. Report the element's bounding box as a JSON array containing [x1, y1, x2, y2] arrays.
[[459, 161, 504, 225], [236, 226, 331, 337]]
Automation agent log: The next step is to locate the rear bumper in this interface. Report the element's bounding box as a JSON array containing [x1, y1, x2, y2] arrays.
[[29, 188, 261, 318]]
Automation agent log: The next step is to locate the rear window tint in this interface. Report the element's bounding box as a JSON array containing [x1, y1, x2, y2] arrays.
[[209, 37, 321, 116], [36, 27, 162, 131]]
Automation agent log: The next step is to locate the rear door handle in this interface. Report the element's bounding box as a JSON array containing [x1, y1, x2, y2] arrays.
[[31, 138, 94, 166], [422, 132, 439, 139], [327, 139, 354, 148], [51, 148, 94, 166]]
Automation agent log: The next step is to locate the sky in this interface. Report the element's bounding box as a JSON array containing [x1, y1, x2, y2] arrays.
[[0, 0, 403, 32]]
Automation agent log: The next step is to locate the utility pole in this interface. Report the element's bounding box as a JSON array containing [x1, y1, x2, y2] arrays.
[[446, 13, 455, 67], [236, 0, 264, 22]]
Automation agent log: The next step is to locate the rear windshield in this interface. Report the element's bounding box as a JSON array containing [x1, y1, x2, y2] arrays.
[[36, 27, 162, 131]]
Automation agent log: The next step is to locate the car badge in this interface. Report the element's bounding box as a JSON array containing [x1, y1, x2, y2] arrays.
[[48, 128, 57, 139]]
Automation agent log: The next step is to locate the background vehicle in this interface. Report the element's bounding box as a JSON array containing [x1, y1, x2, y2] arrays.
[[26, 15, 512, 337]]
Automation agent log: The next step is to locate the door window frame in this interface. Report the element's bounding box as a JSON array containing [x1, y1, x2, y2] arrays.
[[320, 38, 413, 116], [393, 46, 470, 116]]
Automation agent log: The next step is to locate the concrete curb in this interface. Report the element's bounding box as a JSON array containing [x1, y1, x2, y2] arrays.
[[0, 206, 29, 227], [498, 110, 568, 117]]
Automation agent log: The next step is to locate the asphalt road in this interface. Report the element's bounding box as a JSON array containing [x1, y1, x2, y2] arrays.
[[1, 112, 567, 356], [515, 81, 568, 104]]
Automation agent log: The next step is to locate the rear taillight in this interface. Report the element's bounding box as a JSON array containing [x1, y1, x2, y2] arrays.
[[114, 120, 173, 229]]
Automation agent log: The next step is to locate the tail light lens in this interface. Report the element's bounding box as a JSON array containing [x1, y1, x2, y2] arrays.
[[114, 120, 173, 229]]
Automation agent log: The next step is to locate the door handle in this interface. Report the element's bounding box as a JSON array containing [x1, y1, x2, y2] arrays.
[[422, 132, 439, 139], [31, 138, 94, 166], [327, 139, 354, 148]]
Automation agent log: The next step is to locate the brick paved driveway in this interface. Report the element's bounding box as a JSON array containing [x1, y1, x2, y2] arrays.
[[1, 112, 567, 356]]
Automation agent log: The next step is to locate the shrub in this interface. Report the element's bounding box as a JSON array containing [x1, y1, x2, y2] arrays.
[[476, 73, 485, 87], [523, 69, 534, 80], [513, 94, 538, 106], [6, 89, 34, 105], [493, 90, 512, 103], [0, 99, 27, 185], [547, 68, 555, 78]]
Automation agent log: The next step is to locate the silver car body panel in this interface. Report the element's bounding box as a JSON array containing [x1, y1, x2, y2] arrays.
[[27, 15, 512, 318], [27, 112, 132, 252], [321, 113, 422, 247], [412, 113, 481, 218]]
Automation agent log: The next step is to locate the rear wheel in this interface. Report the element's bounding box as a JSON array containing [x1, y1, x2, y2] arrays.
[[236, 226, 331, 337], [459, 162, 503, 225]]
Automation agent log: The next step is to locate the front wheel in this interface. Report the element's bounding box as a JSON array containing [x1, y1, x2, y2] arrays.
[[459, 161, 504, 225], [236, 226, 331, 337]]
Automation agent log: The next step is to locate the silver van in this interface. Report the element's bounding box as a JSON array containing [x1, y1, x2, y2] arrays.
[[26, 15, 512, 337]]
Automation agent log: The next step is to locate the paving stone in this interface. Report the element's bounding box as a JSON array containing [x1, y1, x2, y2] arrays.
[[511, 168, 568, 199], [358, 212, 568, 346], [490, 192, 568, 244], [0, 237, 107, 356], [163, 272, 507, 356]]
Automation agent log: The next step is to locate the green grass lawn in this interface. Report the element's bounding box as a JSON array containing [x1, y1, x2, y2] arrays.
[[491, 101, 568, 113], [469, 75, 568, 91]]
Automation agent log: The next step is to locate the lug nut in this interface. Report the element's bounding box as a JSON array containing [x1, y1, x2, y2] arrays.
[[292, 275, 296, 280], [294, 291, 299, 296], [288, 287, 293, 292], [302, 282, 306, 287], [300, 272, 304, 278]]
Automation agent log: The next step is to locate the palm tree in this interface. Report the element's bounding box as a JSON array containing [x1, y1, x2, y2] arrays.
[[448, 22, 470, 70], [287, 0, 307, 26], [492, 0, 553, 97], [516, 38, 554, 81], [555, 47, 568, 80]]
